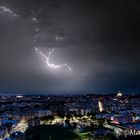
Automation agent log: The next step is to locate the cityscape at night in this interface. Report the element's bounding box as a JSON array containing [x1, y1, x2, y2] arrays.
[[0, 93, 140, 140], [0, 0, 140, 140]]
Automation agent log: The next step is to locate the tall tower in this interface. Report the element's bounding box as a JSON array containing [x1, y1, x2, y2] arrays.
[[98, 97, 104, 112]]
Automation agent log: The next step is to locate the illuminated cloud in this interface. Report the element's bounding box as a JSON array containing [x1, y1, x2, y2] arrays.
[[55, 35, 64, 40]]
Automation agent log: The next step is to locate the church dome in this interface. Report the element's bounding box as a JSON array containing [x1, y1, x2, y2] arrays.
[[117, 91, 123, 97]]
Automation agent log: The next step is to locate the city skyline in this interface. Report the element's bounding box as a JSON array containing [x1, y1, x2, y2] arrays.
[[0, 0, 140, 94]]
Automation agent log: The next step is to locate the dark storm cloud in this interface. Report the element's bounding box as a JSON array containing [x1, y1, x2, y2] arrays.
[[0, 0, 140, 94]]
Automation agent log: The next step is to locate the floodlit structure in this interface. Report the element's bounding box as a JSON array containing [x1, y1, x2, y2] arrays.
[[117, 91, 123, 97], [98, 98, 104, 112]]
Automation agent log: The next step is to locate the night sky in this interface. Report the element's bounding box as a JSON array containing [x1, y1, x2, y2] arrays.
[[0, 0, 140, 94]]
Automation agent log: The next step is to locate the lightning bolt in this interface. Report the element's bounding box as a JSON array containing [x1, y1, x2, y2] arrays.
[[32, 3, 72, 71], [35, 47, 71, 71], [0, 3, 72, 71], [0, 6, 18, 17]]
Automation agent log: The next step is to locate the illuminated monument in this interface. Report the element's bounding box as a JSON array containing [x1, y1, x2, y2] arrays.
[[116, 91, 123, 97], [98, 97, 104, 112]]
